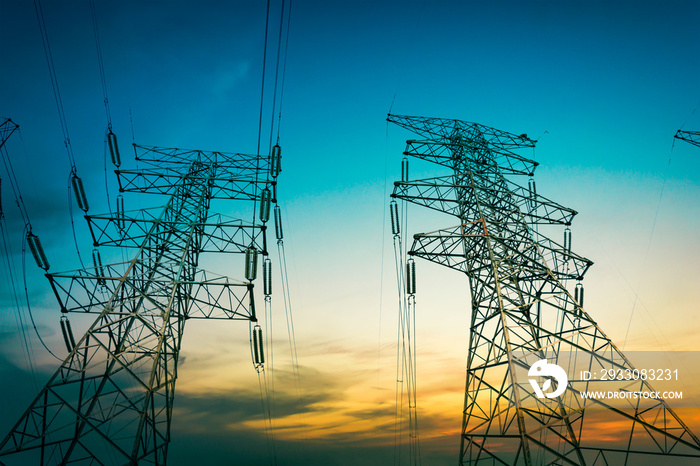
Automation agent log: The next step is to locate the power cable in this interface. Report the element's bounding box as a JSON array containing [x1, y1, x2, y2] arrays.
[[1, 129, 62, 363], [253, 0, 272, 225], [33, 0, 88, 269], [377, 119, 390, 385], [259, 0, 300, 452], [390, 151, 421, 465], [391, 204, 405, 466], [0, 213, 39, 390], [267, 0, 287, 151], [677, 103, 698, 132], [250, 321, 278, 465], [33, 0, 76, 170], [264, 291, 276, 446], [275, 0, 292, 143], [90, 0, 112, 130], [276, 211, 309, 442], [622, 142, 673, 350], [130, 109, 136, 144], [89, 0, 117, 217]]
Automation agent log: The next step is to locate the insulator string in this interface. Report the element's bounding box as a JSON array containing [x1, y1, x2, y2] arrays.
[[103, 130, 114, 216], [66, 174, 87, 270], [22, 225, 62, 362]]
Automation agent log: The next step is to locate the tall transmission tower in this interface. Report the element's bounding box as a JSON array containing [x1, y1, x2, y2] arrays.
[[387, 114, 700, 465], [0, 142, 281, 464]]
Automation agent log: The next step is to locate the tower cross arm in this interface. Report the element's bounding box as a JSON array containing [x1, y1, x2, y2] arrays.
[[387, 113, 536, 150], [403, 139, 538, 176], [675, 130, 700, 148], [133, 144, 269, 173], [392, 175, 577, 225], [0, 118, 19, 149], [117, 168, 271, 199], [87, 209, 266, 253]]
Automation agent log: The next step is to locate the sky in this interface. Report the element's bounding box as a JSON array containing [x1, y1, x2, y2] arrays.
[[1, 0, 700, 464]]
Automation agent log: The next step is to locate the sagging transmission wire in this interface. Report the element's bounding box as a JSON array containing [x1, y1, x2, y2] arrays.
[[0, 126, 62, 363], [252, 1, 275, 461], [33, 0, 89, 270], [89, 0, 128, 291], [376, 98, 395, 388], [0, 207, 40, 390], [250, 320, 278, 466], [266, 2, 311, 444], [621, 119, 693, 352], [268, 0, 292, 149], [263, 0, 311, 450], [249, 0, 302, 460], [391, 198, 407, 465], [252, 0, 272, 225], [391, 155, 422, 466], [0, 120, 40, 387], [89, 0, 123, 221], [274, 207, 310, 443], [260, 0, 291, 448], [90, 0, 112, 131]]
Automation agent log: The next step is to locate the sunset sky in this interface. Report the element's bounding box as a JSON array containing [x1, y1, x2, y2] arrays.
[[1, 1, 700, 464]]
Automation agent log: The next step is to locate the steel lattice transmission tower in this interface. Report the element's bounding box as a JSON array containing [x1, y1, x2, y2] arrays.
[[0, 143, 280, 464], [387, 114, 700, 465]]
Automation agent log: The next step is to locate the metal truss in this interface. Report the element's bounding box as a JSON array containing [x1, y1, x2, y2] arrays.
[[0, 143, 275, 465], [388, 114, 700, 465], [0, 119, 19, 151], [675, 130, 700, 148], [86, 208, 267, 254]]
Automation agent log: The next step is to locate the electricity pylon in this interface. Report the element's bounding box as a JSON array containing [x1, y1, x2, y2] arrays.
[[0, 143, 280, 464], [675, 129, 700, 148], [387, 114, 700, 465]]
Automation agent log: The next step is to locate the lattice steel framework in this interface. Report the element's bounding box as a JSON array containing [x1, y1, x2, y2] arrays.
[[387, 114, 700, 465], [675, 129, 700, 148], [0, 119, 19, 151], [0, 143, 277, 464]]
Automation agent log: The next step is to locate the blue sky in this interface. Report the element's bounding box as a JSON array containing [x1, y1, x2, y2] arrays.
[[1, 0, 700, 464]]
